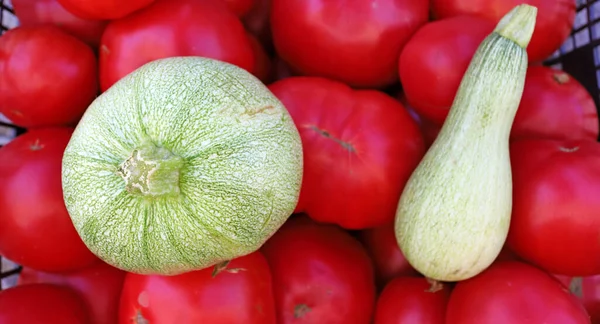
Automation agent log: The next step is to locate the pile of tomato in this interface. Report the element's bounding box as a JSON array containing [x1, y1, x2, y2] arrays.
[[1, 0, 599, 323]]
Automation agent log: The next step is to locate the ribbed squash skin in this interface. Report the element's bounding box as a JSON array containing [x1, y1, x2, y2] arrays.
[[62, 57, 303, 275]]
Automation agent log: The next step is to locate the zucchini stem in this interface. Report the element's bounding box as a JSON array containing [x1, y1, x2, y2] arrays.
[[494, 4, 538, 49]]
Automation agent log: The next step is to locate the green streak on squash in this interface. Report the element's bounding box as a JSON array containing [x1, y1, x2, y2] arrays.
[[394, 5, 537, 282], [61, 56, 303, 276]]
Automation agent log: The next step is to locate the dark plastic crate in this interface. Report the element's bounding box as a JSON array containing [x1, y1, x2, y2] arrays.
[[1, 0, 600, 290]]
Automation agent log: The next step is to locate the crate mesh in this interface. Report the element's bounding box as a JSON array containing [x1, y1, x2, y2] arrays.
[[1, 0, 600, 289]]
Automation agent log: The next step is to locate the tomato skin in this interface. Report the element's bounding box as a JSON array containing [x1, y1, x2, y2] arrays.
[[446, 261, 591, 324], [358, 223, 419, 288], [374, 277, 450, 324], [431, 0, 576, 63], [223, 0, 255, 17], [118, 251, 276, 324], [512, 66, 599, 141], [0, 283, 90, 323], [99, 0, 255, 92], [268, 77, 425, 229], [18, 261, 126, 324], [261, 216, 376, 324], [270, 0, 429, 88], [57, 0, 156, 20], [558, 275, 600, 324], [508, 139, 600, 276], [0, 26, 99, 128], [11, 0, 107, 48], [398, 15, 496, 125]]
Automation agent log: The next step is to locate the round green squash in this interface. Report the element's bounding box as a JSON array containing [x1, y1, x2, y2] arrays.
[[61, 56, 303, 276]]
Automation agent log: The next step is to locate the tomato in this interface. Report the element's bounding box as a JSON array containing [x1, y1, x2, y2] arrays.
[[270, 0, 429, 88], [242, 0, 272, 52], [398, 15, 496, 125], [512, 66, 599, 141], [0, 283, 90, 323], [18, 261, 126, 324], [447, 261, 591, 324], [118, 251, 276, 323], [56, 0, 156, 20], [358, 223, 419, 288], [0, 128, 99, 273], [11, 0, 108, 48], [261, 216, 376, 324], [0, 26, 98, 129], [268, 77, 425, 229], [507, 139, 600, 276], [99, 0, 256, 92], [559, 275, 600, 324], [430, 0, 576, 63], [374, 277, 451, 324], [223, 0, 255, 17], [247, 33, 272, 84]]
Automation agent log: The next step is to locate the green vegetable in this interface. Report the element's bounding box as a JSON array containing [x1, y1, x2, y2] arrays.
[[394, 4, 537, 281], [62, 57, 303, 275]]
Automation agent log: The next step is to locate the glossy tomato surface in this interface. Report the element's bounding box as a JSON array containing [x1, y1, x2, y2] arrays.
[[99, 0, 255, 91], [268, 77, 425, 229], [374, 277, 450, 324], [431, 0, 576, 63], [399, 15, 496, 125], [512, 66, 599, 141], [0, 128, 99, 272], [508, 139, 600, 276], [358, 223, 418, 288], [0, 26, 98, 128], [446, 261, 591, 324], [18, 261, 126, 324], [118, 251, 276, 324], [0, 283, 90, 323], [11, 0, 107, 48], [57, 0, 155, 20], [261, 216, 377, 324], [270, 0, 429, 88]]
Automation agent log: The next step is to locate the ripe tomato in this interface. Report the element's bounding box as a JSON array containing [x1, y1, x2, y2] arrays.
[[270, 0, 429, 88], [11, 0, 107, 48], [512, 66, 599, 141], [57, 0, 155, 20], [0, 283, 90, 323], [242, 0, 272, 52], [118, 251, 276, 323], [358, 223, 418, 288], [430, 0, 576, 63], [399, 15, 496, 125], [261, 216, 376, 324], [247, 33, 272, 84], [18, 261, 126, 324], [223, 0, 255, 17], [0, 26, 98, 129], [446, 261, 590, 323], [558, 275, 600, 324], [99, 0, 256, 92], [0, 128, 99, 272], [508, 139, 600, 276], [374, 277, 451, 324], [268, 77, 425, 229]]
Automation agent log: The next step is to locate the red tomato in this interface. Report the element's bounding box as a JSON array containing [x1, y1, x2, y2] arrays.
[[430, 0, 576, 63], [270, 0, 430, 88], [242, 0, 272, 52], [358, 223, 419, 288], [247, 33, 272, 84], [374, 277, 451, 324], [0, 283, 90, 323], [508, 139, 600, 276], [268, 77, 425, 229], [99, 0, 256, 92], [398, 15, 496, 125], [512, 66, 599, 141], [0, 26, 99, 129], [261, 216, 376, 324], [0, 128, 99, 273], [56, 0, 156, 20], [559, 275, 600, 324], [118, 251, 276, 323], [18, 261, 126, 324], [447, 261, 591, 324], [11, 0, 107, 48], [223, 0, 255, 17]]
